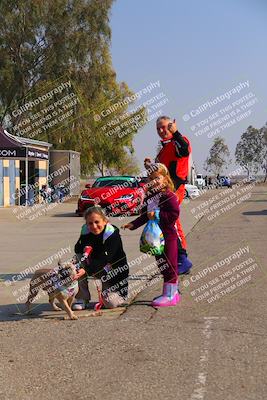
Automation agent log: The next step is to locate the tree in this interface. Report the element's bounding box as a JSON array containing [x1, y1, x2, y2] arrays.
[[235, 125, 264, 177], [107, 153, 140, 176], [204, 136, 231, 175], [259, 124, 267, 182], [156, 140, 162, 155], [0, 0, 146, 175]]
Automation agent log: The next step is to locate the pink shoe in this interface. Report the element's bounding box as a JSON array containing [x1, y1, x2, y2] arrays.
[[152, 282, 180, 307]]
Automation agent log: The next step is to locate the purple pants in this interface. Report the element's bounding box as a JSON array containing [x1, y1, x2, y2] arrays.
[[156, 236, 178, 283]]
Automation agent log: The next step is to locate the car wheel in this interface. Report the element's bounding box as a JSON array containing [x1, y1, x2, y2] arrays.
[[131, 208, 140, 215], [132, 197, 142, 215], [104, 205, 113, 216]]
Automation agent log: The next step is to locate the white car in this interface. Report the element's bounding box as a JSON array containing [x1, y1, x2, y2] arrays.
[[195, 174, 206, 188], [185, 184, 200, 199]]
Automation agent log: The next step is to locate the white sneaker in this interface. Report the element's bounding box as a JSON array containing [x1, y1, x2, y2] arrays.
[[72, 300, 85, 310]]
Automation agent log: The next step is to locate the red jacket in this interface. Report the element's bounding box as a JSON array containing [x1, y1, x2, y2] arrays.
[[156, 131, 191, 189]]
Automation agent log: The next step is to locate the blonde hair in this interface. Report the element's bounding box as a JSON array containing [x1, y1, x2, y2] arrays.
[[148, 163, 175, 192]]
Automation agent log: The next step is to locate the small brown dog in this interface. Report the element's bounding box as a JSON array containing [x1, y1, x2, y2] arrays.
[[25, 262, 79, 320]]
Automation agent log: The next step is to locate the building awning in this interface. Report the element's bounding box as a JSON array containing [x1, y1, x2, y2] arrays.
[[0, 126, 52, 160]]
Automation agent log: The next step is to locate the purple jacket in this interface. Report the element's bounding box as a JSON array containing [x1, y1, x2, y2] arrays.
[[130, 189, 180, 239]]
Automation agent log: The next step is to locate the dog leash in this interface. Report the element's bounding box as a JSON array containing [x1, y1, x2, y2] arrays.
[[94, 282, 104, 311]]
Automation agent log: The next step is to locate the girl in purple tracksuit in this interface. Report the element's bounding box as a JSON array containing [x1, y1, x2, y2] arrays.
[[122, 163, 180, 307]]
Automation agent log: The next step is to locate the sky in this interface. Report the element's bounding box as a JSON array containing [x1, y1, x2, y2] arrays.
[[110, 0, 267, 174]]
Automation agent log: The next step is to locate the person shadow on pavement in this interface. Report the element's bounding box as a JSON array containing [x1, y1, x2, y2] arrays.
[[0, 302, 54, 322], [243, 209, 267, 216]]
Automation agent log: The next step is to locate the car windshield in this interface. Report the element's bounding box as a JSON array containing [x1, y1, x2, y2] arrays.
[[197, 175, 202, 179], [92, 179, 138, 188]]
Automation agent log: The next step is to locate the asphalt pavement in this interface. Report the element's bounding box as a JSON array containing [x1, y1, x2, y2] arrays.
[[0, 184, 266, 400]]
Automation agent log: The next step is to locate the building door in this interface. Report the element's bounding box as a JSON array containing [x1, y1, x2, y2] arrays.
[[28, 161, 35, 205], [19, 160, 36, 205], [9, 160, 16, 206], [0, 160, 3, 206], [19, 160, 26, 205]]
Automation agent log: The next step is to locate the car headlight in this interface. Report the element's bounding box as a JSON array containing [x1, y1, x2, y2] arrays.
[[80, 195, 94, 200], [114, 194, 134, 201]]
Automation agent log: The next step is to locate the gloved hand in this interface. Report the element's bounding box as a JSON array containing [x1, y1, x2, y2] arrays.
[[80, 246, 93, 265], [83, 246, 93, 258]]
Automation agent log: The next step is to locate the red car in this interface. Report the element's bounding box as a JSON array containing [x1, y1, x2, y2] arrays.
[[76, 176, 145, 216]]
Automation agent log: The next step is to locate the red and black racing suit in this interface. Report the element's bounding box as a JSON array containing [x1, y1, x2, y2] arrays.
[[156, 130, 191, 252]]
